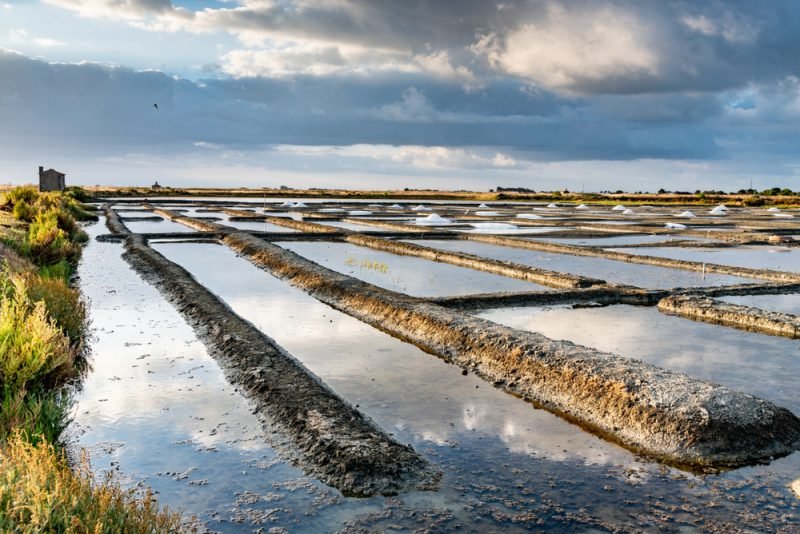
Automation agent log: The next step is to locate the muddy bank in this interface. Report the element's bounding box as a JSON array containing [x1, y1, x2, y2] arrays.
[[430, 287, 667, 311], [659, 295, 800, 339], [106, 210, 439, 496], [465, 234, 800, 283], [345, 233, 604, 289], [220, 231, 800, 468]]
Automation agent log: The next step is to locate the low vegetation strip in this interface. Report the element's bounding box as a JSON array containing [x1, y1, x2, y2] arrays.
[[109, 209, 440, 496], [0, 188, 183, 531], [0, 432, 183, 532], [220, 231, 800, 468], [659, 295, 800, 339], [464, 234, 800, 283]]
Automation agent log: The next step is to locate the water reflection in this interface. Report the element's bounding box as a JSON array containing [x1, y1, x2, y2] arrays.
[[275, 241, 544, 297], [152, 241, 629, 466], [720, 293, 800, 315], [612, 245, 800, 272], [477, 304, 800, 412], [406, 239, 750, 288]]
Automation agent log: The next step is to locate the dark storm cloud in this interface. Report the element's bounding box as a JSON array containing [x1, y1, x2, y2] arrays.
[[47, 0, 800, 95], [0, 49, 739, 163]]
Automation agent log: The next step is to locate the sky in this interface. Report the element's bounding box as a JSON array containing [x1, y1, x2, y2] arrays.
[[0, 1, 799, 191]]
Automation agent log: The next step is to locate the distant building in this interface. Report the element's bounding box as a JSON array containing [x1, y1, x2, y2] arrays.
[[151, 181, 163, 190], [38, 166, 66, 192]]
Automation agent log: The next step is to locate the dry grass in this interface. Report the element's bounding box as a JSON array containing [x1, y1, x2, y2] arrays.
[[0, 432, 184, 532]]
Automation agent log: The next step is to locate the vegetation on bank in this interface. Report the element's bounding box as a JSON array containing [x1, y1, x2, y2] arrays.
[[74, 184, 800, 207], [0, 186, 183, 531]]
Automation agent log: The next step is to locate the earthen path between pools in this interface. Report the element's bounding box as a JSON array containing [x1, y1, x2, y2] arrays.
[[105, 207, 441, 497], [127, 205, 800, 469]]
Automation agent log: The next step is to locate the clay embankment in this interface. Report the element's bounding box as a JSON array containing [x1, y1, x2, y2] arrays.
[[105, 208, 439, 496], [218, 231, 800, 468], [465, 234, 800, 283], [431, 287, 666, 310], [659, 295, 800, 339]]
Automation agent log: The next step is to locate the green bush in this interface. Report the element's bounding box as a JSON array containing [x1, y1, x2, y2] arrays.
[[0, 433, 185, 531], [26, 211, 80, 267], [0, 276, 75, 393]]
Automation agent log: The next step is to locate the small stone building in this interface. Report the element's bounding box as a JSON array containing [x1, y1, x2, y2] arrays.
[[38, 166, 66, 192], [151, 181, 163, 190]]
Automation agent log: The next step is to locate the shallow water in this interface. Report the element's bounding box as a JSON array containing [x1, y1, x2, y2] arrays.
[[69, 212, 800, 532], [314, 220, 396, 232], [719, 293, 800, 315], [610, 245, 800, 272], [218, 220, 300, 232], [538, 234, 705, 247], [477, 304, 800, 412], [275, 241, 544, 297], [405, 239, 749, 289], [121, 218, 198, 233]]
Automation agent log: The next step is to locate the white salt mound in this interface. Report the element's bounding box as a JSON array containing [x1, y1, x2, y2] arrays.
[[676, 211, 696, 218], [612, 205, 626, 211], [575, 204, 589, 210], [415, 213, 451, 225], [547, 203, 559, 208], [665, 222, 687, 229], [469, 223, 518, 230], [622, 209, 635, 215], [412, 204, 431, 211], [478, 203, 490, 208]]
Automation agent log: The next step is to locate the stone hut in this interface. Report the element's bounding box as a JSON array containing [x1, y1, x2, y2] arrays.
[[38, 166, 66, 192], [151, 181, 163, 190]]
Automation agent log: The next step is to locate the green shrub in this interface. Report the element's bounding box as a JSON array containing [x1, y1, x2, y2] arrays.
[[0, 276, 75, 393], [0, 433, 185, 532], [22, 273, 87, 346], [11, 201, 33, 223], [26, 211, 80, 266], [0, 389, 71, 447]]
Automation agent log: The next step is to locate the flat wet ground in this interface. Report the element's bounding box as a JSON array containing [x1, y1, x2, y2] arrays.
[[405, 239, 749, 288], [719, 293, 800, 315], [275, 240, 544, 297], [612, 245, 800, 271], [71, 203, 800, 531]]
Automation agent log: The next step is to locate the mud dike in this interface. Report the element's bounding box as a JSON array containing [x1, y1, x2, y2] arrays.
[[107, 207, 440, 497], [112, 205, 800, 469]]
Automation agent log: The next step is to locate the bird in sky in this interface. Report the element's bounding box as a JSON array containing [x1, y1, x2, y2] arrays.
[[153, 103, 159, 110]]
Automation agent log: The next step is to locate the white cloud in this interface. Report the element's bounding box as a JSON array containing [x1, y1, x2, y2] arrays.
[[682, 11, 760, 44], [221, 41, 417, 78], [273, 144, 522, 171], [8, 28, 66, 48], [474, 3, 658, 93]]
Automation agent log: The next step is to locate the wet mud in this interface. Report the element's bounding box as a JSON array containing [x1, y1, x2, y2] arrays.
[[105, 207, 439, 496], [217, 231, 800, 468], [659, 294, 800, 339]]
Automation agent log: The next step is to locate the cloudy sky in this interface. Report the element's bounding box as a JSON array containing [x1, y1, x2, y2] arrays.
[[1, 1, 799, 191]]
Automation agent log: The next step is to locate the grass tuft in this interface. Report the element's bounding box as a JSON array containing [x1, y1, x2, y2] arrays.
[[0, 432, 184, 532]]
